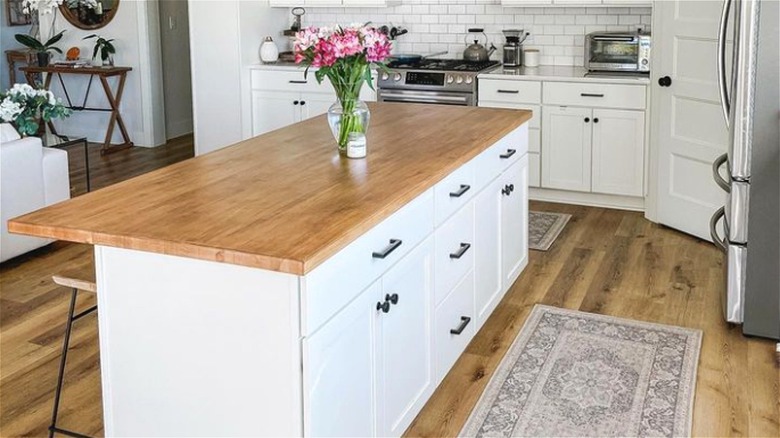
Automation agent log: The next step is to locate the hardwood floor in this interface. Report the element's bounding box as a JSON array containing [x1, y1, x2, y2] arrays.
[[1, 138, 777, 436]]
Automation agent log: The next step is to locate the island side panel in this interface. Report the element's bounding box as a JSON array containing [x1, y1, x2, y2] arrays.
[[94, 246, 303, 437]]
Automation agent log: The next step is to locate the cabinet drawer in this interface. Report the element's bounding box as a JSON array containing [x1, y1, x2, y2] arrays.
[[251, 69, 331, 94], [434, 202, 474, 306], [479, 79, 542, 104], [474, 123, 528, 190], [302, 189, 434, 335], [543, 82, 647, 110], [434, 270, 475, 384], [434, 160, 475, 226]]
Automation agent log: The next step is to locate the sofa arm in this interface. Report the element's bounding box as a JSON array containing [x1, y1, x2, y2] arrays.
[[42, 147, 71, 205]]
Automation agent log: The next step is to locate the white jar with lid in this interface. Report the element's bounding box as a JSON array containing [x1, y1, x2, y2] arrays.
[[260, 37, 279, 63], [347, 133, 367, 159]]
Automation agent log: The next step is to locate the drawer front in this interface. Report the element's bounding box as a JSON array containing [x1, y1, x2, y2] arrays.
[[528, 152, 541, 187], [303, 189, 435, 335], [479, 79, 542, 104], [434, 270, 475, 384], [434, 160, 475, 226], [543, 82, 647, 110], [434, 202, 475, 306], [475, 123, 528, 190], [251, 69, 332, 94]]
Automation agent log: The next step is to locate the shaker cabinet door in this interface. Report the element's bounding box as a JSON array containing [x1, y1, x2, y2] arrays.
[[473, 176, 503, 330], [376, 238, 434, 437], [251, 90, 299, 136], [591, 108, 645, 197], [541, 105, 593, 192], [303, 281, 379, 437], [500, 155, 529, 292], [300, 92, 334, 121]]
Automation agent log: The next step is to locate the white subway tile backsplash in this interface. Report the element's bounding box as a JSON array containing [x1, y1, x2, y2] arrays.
[[298, 3, 651, 67]]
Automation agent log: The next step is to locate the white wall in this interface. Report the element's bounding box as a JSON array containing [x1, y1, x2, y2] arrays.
[[39, 0, 165, 147], [0, 6, 32, 90], [158, 0, 193, 139], [189, 0, 286, 155]]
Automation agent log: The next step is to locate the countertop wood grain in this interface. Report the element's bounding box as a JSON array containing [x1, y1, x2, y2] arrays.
[[9, 103, 531, 275]]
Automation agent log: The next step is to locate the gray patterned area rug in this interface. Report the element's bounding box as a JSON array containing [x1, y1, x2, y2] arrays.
[[461, 305, 702, 437], [529, 211, 571, 251]]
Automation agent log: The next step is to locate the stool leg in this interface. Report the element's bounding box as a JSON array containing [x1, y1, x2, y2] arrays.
[[49, 288, 79, 438]]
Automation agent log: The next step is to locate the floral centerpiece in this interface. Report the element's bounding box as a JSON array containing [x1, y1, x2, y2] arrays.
[[294, 24, 391, 154], [0, 83, 71, 136]]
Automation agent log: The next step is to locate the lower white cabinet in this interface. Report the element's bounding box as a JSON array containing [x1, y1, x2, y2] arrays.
[[501, 155, 530, 291], [542, 105, 593, 192], [251, 90, 335, 135]]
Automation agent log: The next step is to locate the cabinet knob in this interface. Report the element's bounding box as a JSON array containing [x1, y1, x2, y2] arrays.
[[658, 76, 672, 87], [376, 300, 390, 313], [386, 293, 399, 305], [300, 100, 307, 106], [584, 117, 590, 123], [508, 184, 514, 192], [501, 185, 511, 196], [293, 100, 299, 105], [593, 118, 599, 123]]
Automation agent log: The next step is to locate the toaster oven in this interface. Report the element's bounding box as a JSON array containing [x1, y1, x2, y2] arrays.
[[585, 32, 652, 73]]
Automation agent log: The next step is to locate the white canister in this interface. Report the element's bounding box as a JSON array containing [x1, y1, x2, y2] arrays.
[[524, 49, 540, 67], [347, 133, 367, 159], [260, 37, 279, 63]]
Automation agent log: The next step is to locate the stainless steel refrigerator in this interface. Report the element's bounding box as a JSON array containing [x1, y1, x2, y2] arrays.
[[710, 0, 779, 340]]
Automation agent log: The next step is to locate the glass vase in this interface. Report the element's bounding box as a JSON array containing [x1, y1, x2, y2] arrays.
[[327, 98, 370, 155]]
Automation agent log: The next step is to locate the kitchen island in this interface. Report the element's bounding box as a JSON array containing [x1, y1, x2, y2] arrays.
[[10, 103, 532, 437]]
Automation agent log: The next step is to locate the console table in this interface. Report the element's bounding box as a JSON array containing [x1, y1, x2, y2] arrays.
[[21, 65, 133, 155]]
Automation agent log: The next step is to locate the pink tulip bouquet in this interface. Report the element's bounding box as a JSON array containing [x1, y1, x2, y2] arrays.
[[294, 24, 392, 153]]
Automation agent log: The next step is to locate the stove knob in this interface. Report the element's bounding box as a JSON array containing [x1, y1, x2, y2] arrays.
[[465, 76, 473, 84], [447, 75, 454, 84], [393, 73, 402, 81], [456, 76, 464, 84], [381, 72, 389, 81]]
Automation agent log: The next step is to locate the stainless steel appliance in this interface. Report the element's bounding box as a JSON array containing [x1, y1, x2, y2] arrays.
[[710, 0, 779, 340], [584, 31, 651, 73], [377, 59, 500, 106], [502, 29, 530, 67]]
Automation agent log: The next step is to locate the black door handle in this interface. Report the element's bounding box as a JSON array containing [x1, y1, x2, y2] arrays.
[[449, 242, 472, 259], [450, 316, 472, 335], [372, 239, 402, 259], [449, 184, 471, 198], [376, 300, 390, 313], [499, 149, 516, 159], [658, 76, 672, 87], [386, 293, 399, 305]]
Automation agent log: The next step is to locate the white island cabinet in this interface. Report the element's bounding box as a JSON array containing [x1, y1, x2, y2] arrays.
[[11, 103, 530, 437]]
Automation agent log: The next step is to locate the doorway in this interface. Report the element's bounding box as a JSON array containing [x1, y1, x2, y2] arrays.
[[157, 0, 193, 140]]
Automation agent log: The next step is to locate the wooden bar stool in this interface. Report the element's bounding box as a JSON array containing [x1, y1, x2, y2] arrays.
[[49, 266, 97, 438]]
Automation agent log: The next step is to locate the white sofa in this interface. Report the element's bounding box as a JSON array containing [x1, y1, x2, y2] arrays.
[[1, 123, 70, 262]]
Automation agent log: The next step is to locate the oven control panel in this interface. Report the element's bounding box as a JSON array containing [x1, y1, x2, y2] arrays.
[[406, 72, 446, 86], [378, 70, 478, 93]]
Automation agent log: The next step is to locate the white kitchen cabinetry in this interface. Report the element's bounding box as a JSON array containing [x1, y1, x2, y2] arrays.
[[270, 0, 398, 8], [501, 0, 649, 5], [501, 156, 529, 291], [542, 106, 593, 193], [591, 109, 645, 197], [251, 91, 300, 135]]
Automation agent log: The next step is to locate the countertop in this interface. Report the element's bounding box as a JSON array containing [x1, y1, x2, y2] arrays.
[[9, 103, 532, 276], [480, 65, 651, 85]]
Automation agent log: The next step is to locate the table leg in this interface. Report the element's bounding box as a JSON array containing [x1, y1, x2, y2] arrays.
[[82, 138, 91, 192], [98, 73, 133, 155]]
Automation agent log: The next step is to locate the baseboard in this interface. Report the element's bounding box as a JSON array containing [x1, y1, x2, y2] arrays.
[[529, 187, 645, 212]]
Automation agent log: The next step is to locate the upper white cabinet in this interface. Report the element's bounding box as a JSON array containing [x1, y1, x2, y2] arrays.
[[270, 0, 399, 7], [501, 0, 650, 5]]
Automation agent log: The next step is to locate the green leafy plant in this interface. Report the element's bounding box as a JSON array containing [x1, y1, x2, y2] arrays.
[[83, 34, 116, 63], [14, 30, 66, 54], [1, 83, 72, 136]]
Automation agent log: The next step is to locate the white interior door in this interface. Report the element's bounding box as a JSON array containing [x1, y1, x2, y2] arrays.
[[652, 0, 731, 240]]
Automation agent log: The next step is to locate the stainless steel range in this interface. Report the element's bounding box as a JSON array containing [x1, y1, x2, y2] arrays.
[[377, 59, 500, 106]]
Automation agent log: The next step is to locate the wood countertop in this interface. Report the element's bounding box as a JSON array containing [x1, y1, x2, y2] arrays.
[[9, 103, 531, 275]]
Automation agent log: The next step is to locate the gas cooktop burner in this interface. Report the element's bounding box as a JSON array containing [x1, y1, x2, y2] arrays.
[[387, 58, 500, 72]]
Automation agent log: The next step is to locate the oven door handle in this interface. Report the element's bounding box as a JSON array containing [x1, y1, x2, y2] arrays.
[[591, 36, 636, 42], [379, 92, 471, 104]]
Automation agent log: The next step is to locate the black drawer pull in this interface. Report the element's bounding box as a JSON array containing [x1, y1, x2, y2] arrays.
[[289, 80, 307, 84], [497, 89, 520, 94], [450, 316, 472, 335], [449, 243, 471, 259], [386, 293, 399, 305], [499, 149, 516, 159], [376, 300, 390, 313], [372, 239, 402, 259], [580, 93, 605, 97], [449, 184, 471, 198]]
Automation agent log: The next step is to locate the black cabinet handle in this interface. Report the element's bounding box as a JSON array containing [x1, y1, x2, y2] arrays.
[[580, 93, 604, 97], [584, 117, 590, 123], [449, 243, 471, 259], [386, 293, 399, 305], [449, 184, 471, 198], [372, 239, 402, 259], [300, 101, 306, 106], [499, 149, 516, 159], [376, 300, 390, 313], [289, 80, 307, 84], [497, 89, 519, 94], [450, 316, 472, 335], [293, 100, 299, 105], [508, 184, 514, 192], [658, 76, 672, 87], [593, 118, 599, 123], [502, 185, 511, 196]]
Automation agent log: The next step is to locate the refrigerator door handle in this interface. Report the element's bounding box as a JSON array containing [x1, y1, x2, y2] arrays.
[[717, 0, 733, 127], [710, 206, 728, 253], [712, 153, 732, 192]]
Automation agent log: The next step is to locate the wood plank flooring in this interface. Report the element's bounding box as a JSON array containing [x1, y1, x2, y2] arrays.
[[1, 137, 778, 437]]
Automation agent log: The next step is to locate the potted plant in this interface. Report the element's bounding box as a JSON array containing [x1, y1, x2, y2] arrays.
[[14, 30, 66, 67], [83, 34, 116, 66], [0, 83, 71, 136]]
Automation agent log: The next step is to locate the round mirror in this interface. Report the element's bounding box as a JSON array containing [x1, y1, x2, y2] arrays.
[[59, 0, 119, 30]]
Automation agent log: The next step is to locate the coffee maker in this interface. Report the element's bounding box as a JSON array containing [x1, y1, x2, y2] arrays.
[[502, 29, 529, 67]]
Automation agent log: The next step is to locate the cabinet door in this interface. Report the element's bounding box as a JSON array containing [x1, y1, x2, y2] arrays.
[[251, 90, 299, 136], [303, 282, 379, 437], [501, 155, 529, 292], [541, 106, 593, 192], [376, 238, 434, 437], [300, 93, 334, 121], [474, 175, 503, 330], [591, 109, 645, 197]]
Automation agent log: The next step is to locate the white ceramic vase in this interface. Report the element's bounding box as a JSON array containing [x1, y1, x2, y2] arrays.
[[259, 37, 279, 63]]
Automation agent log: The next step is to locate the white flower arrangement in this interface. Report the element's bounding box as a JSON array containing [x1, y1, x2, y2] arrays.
[[21, 0, 64, 14], [0, 83, 71, 136]]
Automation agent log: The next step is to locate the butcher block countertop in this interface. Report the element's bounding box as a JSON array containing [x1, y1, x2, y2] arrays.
[[9, 103, 532, 275]]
